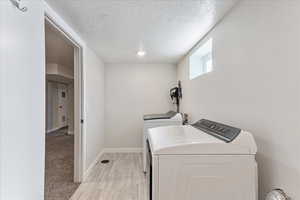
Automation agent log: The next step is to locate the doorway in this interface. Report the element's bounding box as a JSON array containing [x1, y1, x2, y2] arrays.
[[44, 16, 83, 200]]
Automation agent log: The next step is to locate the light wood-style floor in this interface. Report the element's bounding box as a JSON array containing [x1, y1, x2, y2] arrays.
[[70, 153, 149, 200]]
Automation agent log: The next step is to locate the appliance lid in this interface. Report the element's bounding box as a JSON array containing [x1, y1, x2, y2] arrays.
[[147, 125, 257, 155], [143, 110, 179, 121]]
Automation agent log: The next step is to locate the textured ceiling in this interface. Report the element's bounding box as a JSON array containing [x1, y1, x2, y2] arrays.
[[45, 0, 239, 64], [45, 20, 74, 68]]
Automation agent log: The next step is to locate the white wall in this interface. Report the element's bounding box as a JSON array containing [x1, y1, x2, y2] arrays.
[[105, 64, 177, 148], [83, 48, 105, 170], [177, 1, 300, 199], [0, 1, 45, 199]]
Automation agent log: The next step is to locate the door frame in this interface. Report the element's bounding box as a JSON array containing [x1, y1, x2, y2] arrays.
[[44, 14, 85, 182]]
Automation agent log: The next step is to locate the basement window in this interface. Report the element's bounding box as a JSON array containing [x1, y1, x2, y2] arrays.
[[189, 38, 213, 80]]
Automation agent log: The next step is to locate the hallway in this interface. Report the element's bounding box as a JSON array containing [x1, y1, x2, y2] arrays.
[[45, 129, 79, 200]]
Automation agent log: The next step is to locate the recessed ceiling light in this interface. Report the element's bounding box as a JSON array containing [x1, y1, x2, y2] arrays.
[[137, 50, 146, 57]]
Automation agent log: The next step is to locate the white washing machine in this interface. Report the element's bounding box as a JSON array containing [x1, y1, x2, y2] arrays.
[[143, 111, 183, 173], [147, 119, 258, 200]]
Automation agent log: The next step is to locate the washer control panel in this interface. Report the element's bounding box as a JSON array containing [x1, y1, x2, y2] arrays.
[[192, 119, 241, 143]]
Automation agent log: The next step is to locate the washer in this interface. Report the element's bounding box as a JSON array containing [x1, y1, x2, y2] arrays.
[[143, 111, 183, 173], [147, 119, 258, 200]]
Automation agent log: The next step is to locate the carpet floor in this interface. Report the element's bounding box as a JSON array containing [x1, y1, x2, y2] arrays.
[[45, 128, 80, 200]]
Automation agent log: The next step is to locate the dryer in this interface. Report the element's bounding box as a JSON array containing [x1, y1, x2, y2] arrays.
[[143, 111, 183, 173], [147, 119, 258, 200]]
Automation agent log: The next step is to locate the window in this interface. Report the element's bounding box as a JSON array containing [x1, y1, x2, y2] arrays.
[[189, 38, 213, 80]]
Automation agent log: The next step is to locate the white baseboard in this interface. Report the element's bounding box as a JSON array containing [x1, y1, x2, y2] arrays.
[[83, 150, 105, 181], [103, 148, 142, 153], [46, 127, 59, 134], [68, 130, 74, 135], [46, 127, 62, 134], [46, 126, 68, 134]]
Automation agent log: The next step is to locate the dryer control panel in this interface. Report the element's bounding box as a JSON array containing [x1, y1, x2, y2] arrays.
[[192, 119, 241, 143]]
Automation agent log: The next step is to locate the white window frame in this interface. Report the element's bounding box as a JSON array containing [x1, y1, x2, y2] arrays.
[[189, 38, 213, 80]]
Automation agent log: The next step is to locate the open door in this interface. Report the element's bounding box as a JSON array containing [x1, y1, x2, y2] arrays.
[[44, 16, 84, 183]]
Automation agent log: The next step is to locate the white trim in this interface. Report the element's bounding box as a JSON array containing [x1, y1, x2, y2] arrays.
[[43, 2, 85, 47], [46, 126, 66, 134], [103, 148, 142, 153], [83, 150, 105, 181], [46, 127, 60, 134]]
